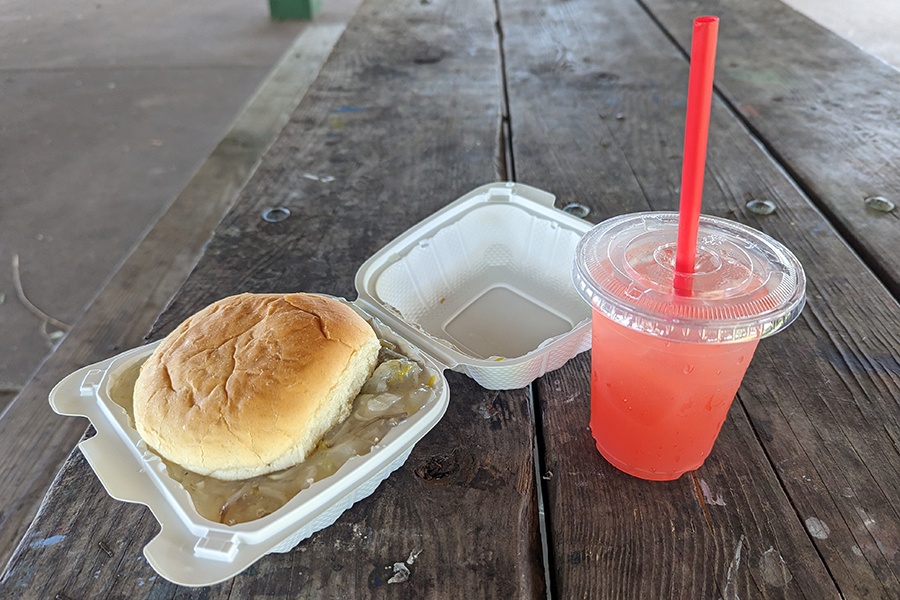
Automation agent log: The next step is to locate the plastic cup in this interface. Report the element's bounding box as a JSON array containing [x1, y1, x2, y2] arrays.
[[572, 212, 806, 480]]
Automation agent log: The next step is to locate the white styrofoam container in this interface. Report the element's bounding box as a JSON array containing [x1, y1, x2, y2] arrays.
[[48, 182, 592, 586], [356, 181, 592, 389], [51, 314, 447, 587]]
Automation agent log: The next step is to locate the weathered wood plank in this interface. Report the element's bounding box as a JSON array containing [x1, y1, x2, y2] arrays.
[[1, 0, 547, 597], [645, 0, 900, 298], [501, 0, 900, 597], [150, 8, 510, 333], [536, 359, 725, 599], [0, 22, 351, 575], [3, 379, 541, 599]]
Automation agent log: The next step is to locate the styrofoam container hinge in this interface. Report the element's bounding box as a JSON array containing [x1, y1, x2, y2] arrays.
[[194, 532, 241, 562], [79, 368, 104, 397]]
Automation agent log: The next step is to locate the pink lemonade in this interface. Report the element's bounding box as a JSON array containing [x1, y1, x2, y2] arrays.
[[574, 213, 806, 481], [590, 312, 759, 481]]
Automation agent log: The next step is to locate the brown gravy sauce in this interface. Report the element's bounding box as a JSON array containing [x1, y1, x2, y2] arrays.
[[107, 342, 436, 525]]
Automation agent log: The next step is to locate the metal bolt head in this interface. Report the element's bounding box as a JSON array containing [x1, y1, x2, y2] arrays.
[[562, 202, 591, 218], [261, 207, 291, 222], [864, 195, 895, 213], [746, 199, 777, 215]]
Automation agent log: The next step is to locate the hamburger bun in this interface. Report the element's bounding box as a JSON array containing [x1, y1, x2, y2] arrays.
[[133, 292, 380, 481]]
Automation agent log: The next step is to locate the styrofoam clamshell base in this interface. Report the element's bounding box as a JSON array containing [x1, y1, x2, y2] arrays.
[[48, 181, 593, 587], [50, 312, 449, 588]]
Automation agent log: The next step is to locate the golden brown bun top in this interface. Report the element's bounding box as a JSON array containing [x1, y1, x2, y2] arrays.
[[132, 292, 380, 480]]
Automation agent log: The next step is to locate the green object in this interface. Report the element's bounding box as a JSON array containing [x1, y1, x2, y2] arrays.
[[269, 0, 321, 20]]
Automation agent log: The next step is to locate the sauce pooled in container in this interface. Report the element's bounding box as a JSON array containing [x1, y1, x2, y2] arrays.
[[108, 340, 436, 525]]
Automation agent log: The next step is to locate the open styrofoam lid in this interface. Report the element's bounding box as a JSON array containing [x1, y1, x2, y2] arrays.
[[354, 182, 593, 390]]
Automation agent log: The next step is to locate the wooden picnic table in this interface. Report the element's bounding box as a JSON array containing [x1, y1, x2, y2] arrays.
[[3, 0, 898, 598]]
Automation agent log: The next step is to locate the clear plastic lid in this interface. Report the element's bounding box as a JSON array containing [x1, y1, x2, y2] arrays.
[[573, 212, 806, 343]]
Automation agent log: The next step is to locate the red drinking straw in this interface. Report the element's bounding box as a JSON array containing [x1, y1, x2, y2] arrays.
[[674, 16, 719, 295]]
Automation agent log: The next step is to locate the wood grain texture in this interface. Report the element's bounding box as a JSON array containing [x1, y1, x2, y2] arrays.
[[1, 0, 546, 597], [149, 4, 507, 335], [501, 0, 900, 597], [644, 0, 900, 297]]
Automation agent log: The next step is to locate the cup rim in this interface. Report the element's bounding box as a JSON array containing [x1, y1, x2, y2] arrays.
[[572, 212, 807, 344]]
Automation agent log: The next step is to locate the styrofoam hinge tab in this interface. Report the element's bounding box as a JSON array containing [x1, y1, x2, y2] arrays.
[[194, 531, 240, 562], [79, 369, 104, 397], [486, 183, 515, 202]]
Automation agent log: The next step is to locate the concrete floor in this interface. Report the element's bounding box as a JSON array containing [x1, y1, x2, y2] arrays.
[[781, 0, 900, 71], [1, 0, 898, 411]]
